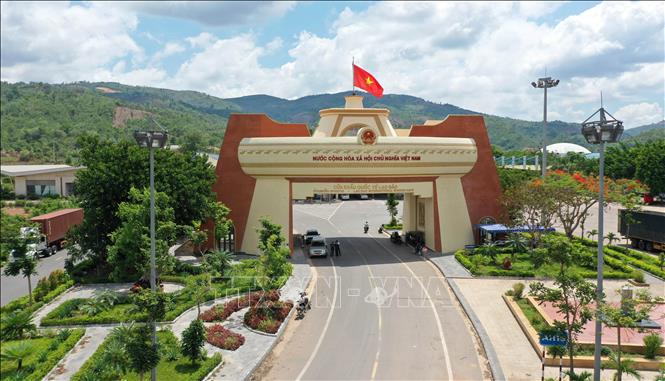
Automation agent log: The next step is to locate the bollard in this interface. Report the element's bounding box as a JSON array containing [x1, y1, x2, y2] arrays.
[[541, 349, 545, 381]]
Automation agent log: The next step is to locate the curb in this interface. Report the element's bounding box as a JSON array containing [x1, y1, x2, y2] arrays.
[[447, 279, 507, 381], [243, 267, 312, 381], [42, 327, 88, 381]]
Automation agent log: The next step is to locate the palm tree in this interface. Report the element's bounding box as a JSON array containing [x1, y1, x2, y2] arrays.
[[1, 341, 34, 371], [603, 350, 641, 381], [605, 232, 618, 246], [205, 250, 234, 276], [109, 321, 135, 343], [506, 233, 528, 259], [564, 370, 592, 381], [0, 310, 36, 340], [586, 229, 598, 242]]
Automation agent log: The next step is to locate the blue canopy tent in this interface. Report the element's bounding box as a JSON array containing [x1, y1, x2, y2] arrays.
[[473, 224, 555, 245]]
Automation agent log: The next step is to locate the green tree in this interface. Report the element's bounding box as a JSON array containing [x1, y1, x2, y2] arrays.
[[605, 143, 637, 180], [68, 135, 217, 271], [605, 232, 619, 246], [602, 350, 641, 381], [107, 187, 178, 281], [506, 233, 528, 259], [0, 310, 36, 340], [205, 250, 233, 276], [529, 272, 596, 375], [502, 180, 557, 247], [385, 193, 399, 226], [181, 319, 206, 364], [599, 290, 659, 381], [187, 274, 212, 318], [3, 229, 39, 305], [0, 341, 34, 371], [131, 288, 172, 323], [180, 130, 206, 154], [257, 217, 285, 252], [256, 218, 292, 290], [126, 325, 160, 381], [189, 221, 208, 256], [586, 229, 598, 242], [634, 140, 665, 195]]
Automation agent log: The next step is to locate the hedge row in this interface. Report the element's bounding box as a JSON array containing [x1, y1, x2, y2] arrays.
[[1, 280, 74, 315], [605, 247, 665, 279], [26, 329, 85, 381]]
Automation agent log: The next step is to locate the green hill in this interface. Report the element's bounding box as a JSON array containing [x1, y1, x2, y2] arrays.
[[2, 81, 650, 164]]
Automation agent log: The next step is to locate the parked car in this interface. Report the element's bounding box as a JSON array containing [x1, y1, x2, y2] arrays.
[[304, 229, 320, 245], [360, 194, 369, 200], [340, 194, 350, 200], [308, 237, 328, 257]]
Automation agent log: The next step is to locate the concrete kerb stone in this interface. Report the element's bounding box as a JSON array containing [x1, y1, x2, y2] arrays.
[[30, 285, 77, 325], [448, 278, 507, 381]]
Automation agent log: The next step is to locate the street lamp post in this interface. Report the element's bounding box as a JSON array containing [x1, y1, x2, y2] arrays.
[[134, 130, 168, 381], [531, 77, 560, 178], [580, 106, 623, 381]]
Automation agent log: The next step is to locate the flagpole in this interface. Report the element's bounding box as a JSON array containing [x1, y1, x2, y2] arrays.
[[352, 56, 355, 95]]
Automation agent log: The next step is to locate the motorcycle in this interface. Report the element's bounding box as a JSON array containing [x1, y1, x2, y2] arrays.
[[296, 291, 311, 319], [378, 226, 384, 234], [390, 232, 403, 245]]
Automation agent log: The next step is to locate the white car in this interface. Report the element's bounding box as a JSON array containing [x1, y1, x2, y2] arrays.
[[308, 237, 328, 257], [340, 194, 350, 200], [360, 194, 369, 200], [304, 229, 320, 245]]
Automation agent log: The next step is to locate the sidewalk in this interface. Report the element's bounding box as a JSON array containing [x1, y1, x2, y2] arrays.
[[205, 249, 312, 381], [44, 326, 111, 381]]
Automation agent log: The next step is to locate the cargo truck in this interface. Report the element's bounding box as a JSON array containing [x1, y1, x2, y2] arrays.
[[618, 209, 665, 252], [16, 208, 84, 259]]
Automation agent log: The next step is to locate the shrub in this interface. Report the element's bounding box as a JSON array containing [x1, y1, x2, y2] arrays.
[[205, 324, 245, 350], [244, 300, 293, 334], [511, 283, 525, 300], [1, 310, 36, 340], [201, 290, 280, 322], [632, 270, 645, 284], [531, 248, 548, 268], [181, 319, 206, 364], [643, 333, 663, 359]]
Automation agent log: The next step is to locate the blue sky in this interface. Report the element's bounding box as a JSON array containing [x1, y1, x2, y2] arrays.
[[1, 1, 663, 127]]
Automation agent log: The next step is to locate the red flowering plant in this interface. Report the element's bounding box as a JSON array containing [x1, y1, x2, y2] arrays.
[[205, 324, 245, 350], [244, 300, 294, 334], [201, 290, 281, 322], [543, 171, 645, 240]]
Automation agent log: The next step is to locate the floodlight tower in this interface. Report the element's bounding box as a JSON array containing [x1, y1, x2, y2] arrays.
[[531, 77, 560, 178]]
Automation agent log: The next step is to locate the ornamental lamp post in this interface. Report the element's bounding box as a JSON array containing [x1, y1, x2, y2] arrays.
[[531, 77, 560, 178], [133, 129, 168, 381], [580, 106, 623, 381]]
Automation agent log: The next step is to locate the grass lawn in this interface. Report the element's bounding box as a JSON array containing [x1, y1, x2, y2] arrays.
[[41, 298, 146, 326], [0, 329, 84, 381], [514, 297, 550, 333], [72, 329, 221, 381]]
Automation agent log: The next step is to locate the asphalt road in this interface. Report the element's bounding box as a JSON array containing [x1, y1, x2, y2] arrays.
[[0, 248, 68, 306], [257, 200, 486, 381]]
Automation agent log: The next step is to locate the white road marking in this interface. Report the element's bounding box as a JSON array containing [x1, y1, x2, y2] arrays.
[[326, 201, 345, 221], [369, 233, 455, 380], [295, 255, 338, 381]]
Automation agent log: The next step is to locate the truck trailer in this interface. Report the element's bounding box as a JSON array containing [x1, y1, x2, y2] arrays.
[[618, 209, 665, 252], [22, 208, 84, 257]]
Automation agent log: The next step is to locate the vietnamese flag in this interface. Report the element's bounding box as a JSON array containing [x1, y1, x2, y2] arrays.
[[353, 64, 383, 98]]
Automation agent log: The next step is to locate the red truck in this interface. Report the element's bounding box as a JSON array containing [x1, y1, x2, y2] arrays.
[[22, 208, 84, 257]]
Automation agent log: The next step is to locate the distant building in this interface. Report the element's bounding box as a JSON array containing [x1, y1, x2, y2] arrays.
[[545, 143, 591, 155], [0, 165, 83, 197]]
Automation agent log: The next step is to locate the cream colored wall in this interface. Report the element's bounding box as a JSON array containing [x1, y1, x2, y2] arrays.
[[435, 176, 474, 252], [416, 198, 435, 249], [291, 181, 433, 199], [401, 194, 415, 233], [242, 177, 291, 254], [13, 170, 78, 196]]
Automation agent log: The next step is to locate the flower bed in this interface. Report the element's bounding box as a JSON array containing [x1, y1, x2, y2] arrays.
[[244, 300, 293, 334], [205, 324, 245, 350], [200, 290, 280, 322]]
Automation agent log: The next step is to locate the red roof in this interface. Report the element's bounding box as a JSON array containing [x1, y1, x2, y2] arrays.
[[30, 208, 83, 221]]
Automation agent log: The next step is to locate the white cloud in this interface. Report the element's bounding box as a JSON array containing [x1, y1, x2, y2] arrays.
[[1, 1, 663, 125], [112, 1, 295, 26], [614, 102, 664, 129]]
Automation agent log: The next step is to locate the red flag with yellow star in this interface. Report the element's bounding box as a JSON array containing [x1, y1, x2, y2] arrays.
[[353, 64, 383, 98]]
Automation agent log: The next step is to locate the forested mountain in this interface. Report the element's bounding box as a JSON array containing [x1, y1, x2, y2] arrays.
[[2, 81, 658, 164], [624, 120, 665, 136]]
